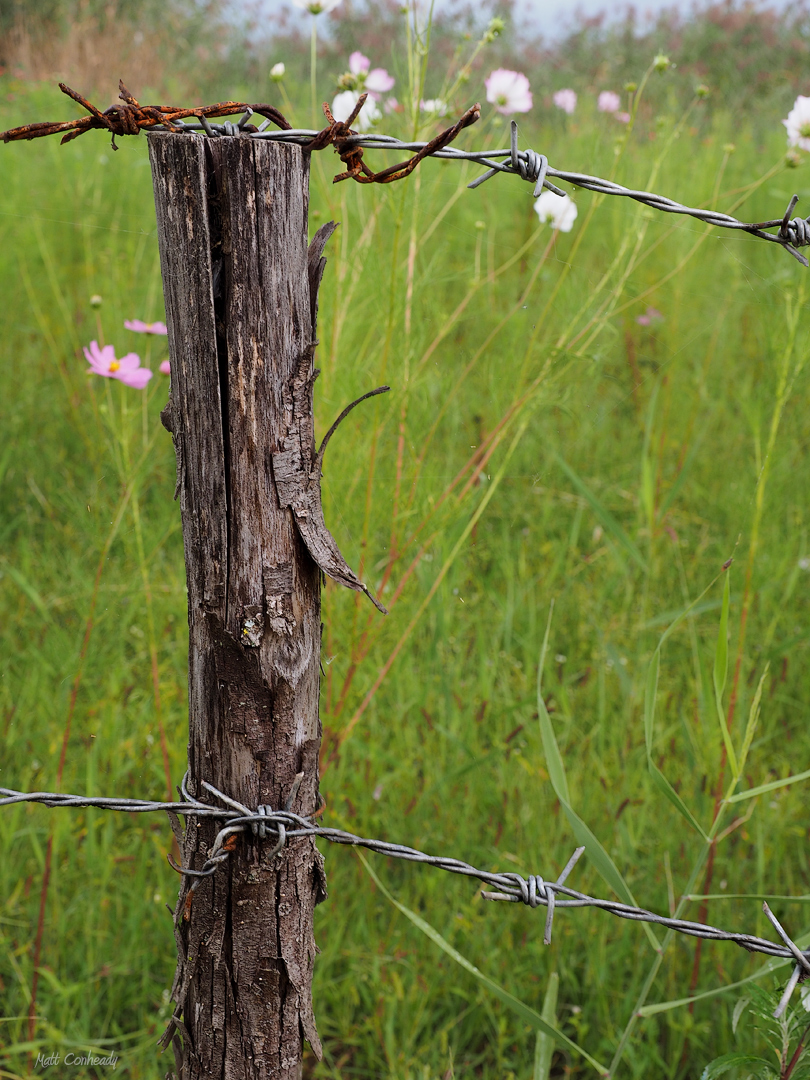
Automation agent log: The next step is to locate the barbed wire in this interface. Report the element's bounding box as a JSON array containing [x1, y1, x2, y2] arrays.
[[2, 81, 809, 266], [3, 78, 810, 1027], [1, 778, 808, 1017]]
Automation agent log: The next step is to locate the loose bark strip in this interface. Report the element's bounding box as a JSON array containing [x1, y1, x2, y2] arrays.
[[146, 130, 365, 1080]]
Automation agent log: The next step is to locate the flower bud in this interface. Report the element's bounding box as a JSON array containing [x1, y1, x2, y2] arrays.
[[484, 17, 504, 42], [90, 294, 102, 308], [336, 72, 358, 91], [270, 62, 285, 81], [653, 53, 671, 73], [695, 84, 709, 99]]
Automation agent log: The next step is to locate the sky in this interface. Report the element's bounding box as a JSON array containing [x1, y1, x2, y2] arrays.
[[513, 0, 692, 38], [271, 0, 794, 44], [504, 0, 793, 39]]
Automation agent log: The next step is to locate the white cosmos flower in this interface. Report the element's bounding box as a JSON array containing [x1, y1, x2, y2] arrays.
[[534, 190, 578, 232], [420, 98, 448, 116], [783, 95, 810, 151], [293, 0, 341, 12], [331, 90, 380, 131], [484, 68, 532, 115]]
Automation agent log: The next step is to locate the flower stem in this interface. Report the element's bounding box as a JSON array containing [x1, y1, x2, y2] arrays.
[[310, 16, 318, 129]]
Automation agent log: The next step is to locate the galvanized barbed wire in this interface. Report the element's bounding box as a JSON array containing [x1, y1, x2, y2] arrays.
[[2, 778, 808, 1016], [3, 81, 810, 266]]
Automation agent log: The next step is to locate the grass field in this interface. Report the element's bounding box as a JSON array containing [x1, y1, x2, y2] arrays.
[[1, 37, 810, 1079]]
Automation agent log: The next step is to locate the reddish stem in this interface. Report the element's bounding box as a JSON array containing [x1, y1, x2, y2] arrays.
[[28, 548, 106, 1053]]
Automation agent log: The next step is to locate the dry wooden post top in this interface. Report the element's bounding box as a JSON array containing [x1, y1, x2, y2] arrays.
[[148, 130, 380, 1080]]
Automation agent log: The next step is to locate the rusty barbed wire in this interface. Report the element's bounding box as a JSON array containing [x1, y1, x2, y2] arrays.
[[3, 82, 810, 265], [0, 80, 291, 151], [1, 778, 808, 1017]]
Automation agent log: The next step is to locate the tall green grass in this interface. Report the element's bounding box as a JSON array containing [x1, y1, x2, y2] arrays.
[[0, 52, 809, 1079]]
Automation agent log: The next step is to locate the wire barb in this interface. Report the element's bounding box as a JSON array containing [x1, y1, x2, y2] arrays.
[[762, 902, 810, 1017]]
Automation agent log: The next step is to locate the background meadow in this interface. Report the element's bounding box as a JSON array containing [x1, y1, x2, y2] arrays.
[[1, 2, 810, 1077]]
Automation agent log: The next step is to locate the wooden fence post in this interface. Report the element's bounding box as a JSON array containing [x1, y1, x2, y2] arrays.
[[146, 130, 364, 1080]]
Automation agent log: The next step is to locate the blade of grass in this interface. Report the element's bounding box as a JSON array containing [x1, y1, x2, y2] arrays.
[[713, 572, 738, 775], [554, 454, 647, 572], [726, 769, 810, 804], [736, 666, 768, 780], [638, 930, 810, 1016], [534, 971, 559, 1080], [537, 608, 659, 949], [642, 572, 723, 840], [647, 763, 709, 843], [331, 417, 529, 765], [359, 853, 609, 1076], [0, 562, 51, 623]]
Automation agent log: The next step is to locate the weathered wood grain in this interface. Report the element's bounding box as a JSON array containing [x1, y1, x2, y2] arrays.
[[148, 131, 331, 1080]]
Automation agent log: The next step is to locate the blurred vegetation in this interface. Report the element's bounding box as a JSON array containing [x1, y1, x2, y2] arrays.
[[6, 0, 810, 116], [1, 5, 810, 1079]]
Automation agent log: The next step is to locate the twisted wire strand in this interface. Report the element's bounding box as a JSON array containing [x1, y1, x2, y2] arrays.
[[157, 114, 810, 266], [3, 80, 807, 264], [3, 781, 809, 988]]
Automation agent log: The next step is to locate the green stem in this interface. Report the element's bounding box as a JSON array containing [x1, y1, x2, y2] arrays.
[[130, 491, 174, 802], [608, 789, 737, 1075], [310, 16, 318, 129]]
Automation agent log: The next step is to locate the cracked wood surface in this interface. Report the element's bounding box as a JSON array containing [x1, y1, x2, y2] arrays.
[[149, 131, 336, 1080]]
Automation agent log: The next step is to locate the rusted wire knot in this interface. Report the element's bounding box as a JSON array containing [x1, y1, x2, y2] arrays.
[[304, 93, 481, 186], [0, 80, 292, 150]]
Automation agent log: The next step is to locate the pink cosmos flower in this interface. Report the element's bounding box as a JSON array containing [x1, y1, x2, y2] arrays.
[[598, 91, 620, 114], [348, 50, 395, 96], [485, 69, 532, 115], [367, 68, 395, 95], [635, 307, 664, 326], [84, 340, 152, 388], [159, 360, 171, 375], [349, 51, 368, 74], [553, 88, 577, 115], [124, 319, 168, 335]]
